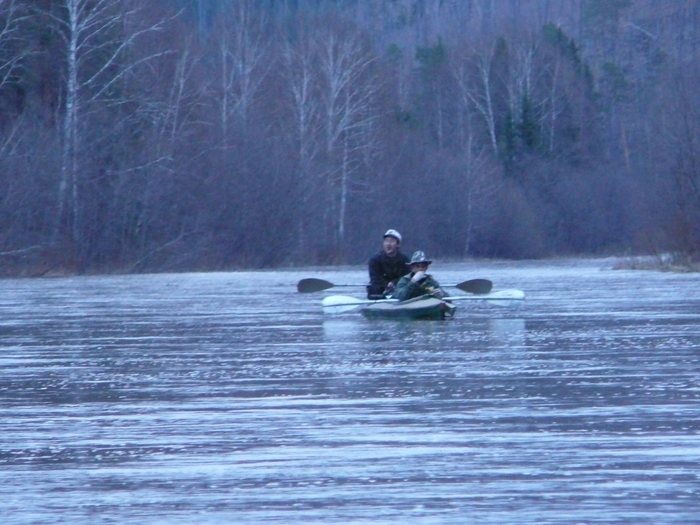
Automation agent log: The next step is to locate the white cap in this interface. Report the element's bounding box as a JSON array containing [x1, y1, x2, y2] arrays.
[[383, 229, 402, 242]]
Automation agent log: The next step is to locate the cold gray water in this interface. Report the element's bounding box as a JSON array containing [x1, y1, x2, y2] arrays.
[[0, 259, 698, 524]]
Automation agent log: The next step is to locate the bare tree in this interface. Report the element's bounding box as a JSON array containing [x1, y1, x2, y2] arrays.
[[0, 0, 33, 156], [315, 25, 380, 243], [0, 0, 32, 94], [460, 143, 503, 255], [38, 0, 170, 245], [0, 1, 51, 264], [213, 0, 270, 152], [280, 22, 380, 257], [661, 63, 700, 256], [450, 47, 503, 254], [457, 44, 501, 156], [121, 34, 209, 265], [281, 33, 322, 256]]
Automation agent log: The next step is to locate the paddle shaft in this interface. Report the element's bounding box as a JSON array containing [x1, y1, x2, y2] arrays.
[[298, 277, 492, 294]]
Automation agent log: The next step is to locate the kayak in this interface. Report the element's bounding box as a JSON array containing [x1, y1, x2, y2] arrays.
[[359, 295, 457, 320], [321, 289, 525, 317]]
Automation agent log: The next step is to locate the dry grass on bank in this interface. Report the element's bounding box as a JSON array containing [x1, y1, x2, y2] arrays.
[[613, 253, 700, 272]]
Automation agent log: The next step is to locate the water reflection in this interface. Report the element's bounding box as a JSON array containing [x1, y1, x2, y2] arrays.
[[322, 319, 361, 341], [488, 317, 526, 348]]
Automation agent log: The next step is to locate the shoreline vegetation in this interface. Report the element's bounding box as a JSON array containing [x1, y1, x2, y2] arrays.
[[1, 251, 698, 279], [612, 253, 700, 273], [1, 2, 699, 274]]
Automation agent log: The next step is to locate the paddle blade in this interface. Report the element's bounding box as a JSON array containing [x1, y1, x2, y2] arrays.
[[297, 278, 334, 293], [322, 295, 368, 314], [455, 278, 493, 295], [486, 288, 525, 307], [446, 289, 525, 307]]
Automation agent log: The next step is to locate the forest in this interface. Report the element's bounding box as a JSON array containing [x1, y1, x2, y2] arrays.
[[0, 0, 699, 274]]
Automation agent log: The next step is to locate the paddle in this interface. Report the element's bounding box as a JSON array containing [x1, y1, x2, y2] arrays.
[[321, 289, 525, 314], [457, 278, 492, 295], [297, 278, 353, 293], [322, 295, 396, 314], [298, 277, 493, 295]]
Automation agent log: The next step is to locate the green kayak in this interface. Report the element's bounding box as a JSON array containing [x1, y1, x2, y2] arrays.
[[359, 295, 457, 320]]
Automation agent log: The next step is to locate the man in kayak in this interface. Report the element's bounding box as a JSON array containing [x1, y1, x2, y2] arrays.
[[395, 251, 446, 301], [366, 229, 410, 299]]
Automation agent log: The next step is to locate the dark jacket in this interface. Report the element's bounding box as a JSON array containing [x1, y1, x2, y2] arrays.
[[395, 272, 445, 301], [367, 250, 410, 298]]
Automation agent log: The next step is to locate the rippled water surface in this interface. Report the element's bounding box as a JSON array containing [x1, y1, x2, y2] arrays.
[[1, 259, 698, 524]]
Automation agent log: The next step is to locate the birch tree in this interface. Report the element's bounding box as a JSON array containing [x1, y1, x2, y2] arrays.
[[39, 0, 169, 244], [0, 1, 50, 260], [281, 23, 380, 256], [0, 0, 33, 157], [282, 34, 321, 256], [450, 49, 503, 255], [314, 26, 380, 243], [122, 35, 207, 266], [461, 45, 501, 156], [214, 0, 269, 152], [0, 0, 31, 94]]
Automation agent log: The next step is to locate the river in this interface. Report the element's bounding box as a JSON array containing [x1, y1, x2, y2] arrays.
[[0, 258, 698, 524]]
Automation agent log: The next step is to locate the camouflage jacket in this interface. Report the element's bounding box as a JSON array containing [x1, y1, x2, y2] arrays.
[[395, 272, 445, 301]]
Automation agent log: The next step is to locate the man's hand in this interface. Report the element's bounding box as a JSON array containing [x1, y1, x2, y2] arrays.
[[412, 271, 426, 283]]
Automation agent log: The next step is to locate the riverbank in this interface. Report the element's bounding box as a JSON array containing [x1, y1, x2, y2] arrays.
[[612, 252, 700, 272]]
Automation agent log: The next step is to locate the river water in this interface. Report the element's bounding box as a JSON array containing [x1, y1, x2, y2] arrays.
[[0, 259, 698, 524]]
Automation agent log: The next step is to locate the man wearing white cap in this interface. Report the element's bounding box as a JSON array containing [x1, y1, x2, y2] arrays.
[[366, 229, 410, 299]]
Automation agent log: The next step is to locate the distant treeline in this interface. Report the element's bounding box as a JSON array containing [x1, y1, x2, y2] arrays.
[[0, 0, 699, 275]]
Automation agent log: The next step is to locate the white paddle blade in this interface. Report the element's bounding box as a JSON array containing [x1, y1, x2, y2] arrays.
[[446, 289, 525, 308], [322, 295, 398, 314], [486, 289, 525, 308], [322, 295, 370, 314]]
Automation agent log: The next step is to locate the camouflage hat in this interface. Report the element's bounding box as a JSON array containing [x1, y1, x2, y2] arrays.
[[409, 251, 432, 265]]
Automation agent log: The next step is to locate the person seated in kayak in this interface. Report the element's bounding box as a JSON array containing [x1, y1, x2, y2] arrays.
[[395, 251, 446, 301], [366, 229, 410, 299]]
